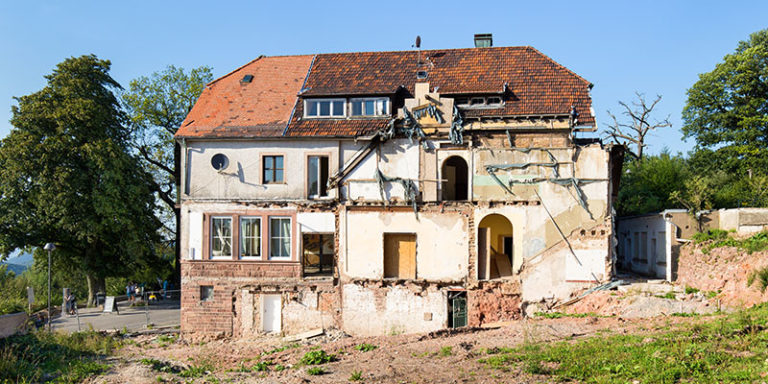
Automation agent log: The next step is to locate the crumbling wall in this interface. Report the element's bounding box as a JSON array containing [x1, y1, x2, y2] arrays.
[[237, 283, 337, 338], [467, 280, 521, 326], [340, 207, 470, 281], [676, 243, 768, 308], [341, 281, 448, 336]]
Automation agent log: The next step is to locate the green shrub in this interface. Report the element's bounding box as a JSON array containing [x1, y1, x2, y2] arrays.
[[439, 346, 453, 357], [693, 229, 730, 243], [306, 366, 325, 375], [300, 350, 335, 365], [354, 343, 377, 352], [748, 266, 768, 292]]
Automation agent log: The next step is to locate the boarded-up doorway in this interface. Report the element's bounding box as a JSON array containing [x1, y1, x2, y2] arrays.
[[384, 233, 416, 279], [261, 294, 281, 333]]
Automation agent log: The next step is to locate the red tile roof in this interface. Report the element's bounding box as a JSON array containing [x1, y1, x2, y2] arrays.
[[177, 46, 594, 139], [176, 55, 314, 138]]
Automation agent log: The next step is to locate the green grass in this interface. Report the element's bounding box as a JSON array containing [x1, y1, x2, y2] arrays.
[[0, 330, 120, 383], [534, 311, 598, 319], [300, 349, 336, 365], [685, 286, 701, 294], [354, 343, 378, 352], [696, 230, 768, 254], [655, 291, 677, 300], [179, 359, 215, 378], [306, 366, 326, 375], [438, 346, 453, 357], [478, 303, 768, 383], [748, 266, 768, 292], [261, 343, 299, 357]]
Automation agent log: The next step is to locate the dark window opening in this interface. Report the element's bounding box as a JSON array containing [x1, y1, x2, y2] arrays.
[[302, 234, 334, 276], [503, 236, 514, 268], [200, 285, 214, 302], [308, 156, 329, 197], [442, 156, 469, 201]]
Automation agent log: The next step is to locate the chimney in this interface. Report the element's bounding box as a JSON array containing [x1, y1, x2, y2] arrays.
[[474, 33, 493, 48]]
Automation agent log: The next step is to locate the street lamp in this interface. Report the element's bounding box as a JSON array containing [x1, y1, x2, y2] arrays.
[[43, 243, 56, 332]]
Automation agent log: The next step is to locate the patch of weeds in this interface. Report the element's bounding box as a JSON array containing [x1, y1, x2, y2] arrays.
[[685, 286, 700, 294], [179, 360, 215, 378], [354, 343, 378, 352], [699, 230, 768, 254], [349, 369, 363, 381], [705, 290, 719, 299], [534, 311, 597, 319], [479, 304, 768, 382], [438, 346, 453, 357], [671, 312, 699, 317], [274, 364, 286, 371], [692, 229, 730, 244], [306, 366, 326, 375], [300, 350, 336, 365], [748, 266, 768, 293], [655, 291, 677, 300], [261, 343, 299, 357], [0, 330, 120, 383], [252, 361, 271, 372]]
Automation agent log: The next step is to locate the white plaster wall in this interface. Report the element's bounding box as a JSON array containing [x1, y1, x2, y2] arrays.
[[565, 249, 606, 281], [616, 215, 667, 278], [297, 212, 335, 233], [185, 140, 340, 200], [342, 210, 467, 281], [341, 284, 447, 336], [344, 139, 420, 202], [719, 209, 739, 231]]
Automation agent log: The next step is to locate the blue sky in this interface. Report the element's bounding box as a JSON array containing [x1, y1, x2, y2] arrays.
[[1, 1, 766, 156]]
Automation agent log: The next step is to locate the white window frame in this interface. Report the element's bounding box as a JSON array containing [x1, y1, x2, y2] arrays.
[[349, 97, 390, 117], [269, 216, 292, 260], [239, 216, 262, 260], [304, 98, 346, 118], [210, 216, 233, 260]]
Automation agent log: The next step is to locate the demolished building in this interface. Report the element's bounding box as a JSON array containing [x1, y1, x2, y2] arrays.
[[176, 39, 624, 337]]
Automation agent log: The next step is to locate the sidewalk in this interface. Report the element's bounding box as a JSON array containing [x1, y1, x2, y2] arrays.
[[51, 299, 180, 333]]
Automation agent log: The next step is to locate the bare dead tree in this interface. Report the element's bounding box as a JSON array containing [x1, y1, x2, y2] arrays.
[[605, 92, 672, 160]]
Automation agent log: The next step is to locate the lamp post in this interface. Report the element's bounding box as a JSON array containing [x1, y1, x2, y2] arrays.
[[43, 243, 56, 332]]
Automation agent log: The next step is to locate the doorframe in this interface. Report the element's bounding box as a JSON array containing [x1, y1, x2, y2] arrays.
[[260, 293, 282, 333]]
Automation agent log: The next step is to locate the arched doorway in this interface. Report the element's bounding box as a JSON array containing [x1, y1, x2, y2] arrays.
[[477, 214, 514, 280], [442, 156, 468, 201]]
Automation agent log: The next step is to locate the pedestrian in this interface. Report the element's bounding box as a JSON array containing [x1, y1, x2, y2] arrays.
[[126, 282, 134, 303], [67, 293, 76, 315], [64, 291, 73, 315]]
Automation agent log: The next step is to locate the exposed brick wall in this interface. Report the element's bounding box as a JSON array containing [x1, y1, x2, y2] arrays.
[[181, 261, 302, 336], [468, 280, 522, 326]]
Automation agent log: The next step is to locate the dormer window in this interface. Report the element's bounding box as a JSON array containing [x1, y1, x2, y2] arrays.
[[454, 95, 504, 109], [350, 98, 389, 117], [305, 99, 345, 118]]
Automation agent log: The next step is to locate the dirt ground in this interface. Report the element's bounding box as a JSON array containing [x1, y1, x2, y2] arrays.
[[89, 314, 690, 384]]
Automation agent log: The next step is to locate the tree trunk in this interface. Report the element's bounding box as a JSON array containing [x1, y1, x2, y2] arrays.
[[85, 274, 106, 307]]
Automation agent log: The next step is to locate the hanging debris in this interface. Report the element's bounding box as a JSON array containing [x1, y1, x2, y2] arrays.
[[401, 107, 428, 149], [374, 168, 419, 217], [449, 105, 464, 145]]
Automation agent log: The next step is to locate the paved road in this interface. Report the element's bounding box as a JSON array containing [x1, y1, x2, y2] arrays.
[[51, 300, 180, 333]]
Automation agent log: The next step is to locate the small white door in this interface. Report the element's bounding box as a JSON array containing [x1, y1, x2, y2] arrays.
[[262, 294, 281, 333]]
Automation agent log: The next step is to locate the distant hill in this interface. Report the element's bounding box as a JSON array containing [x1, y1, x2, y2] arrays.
[[1, 252, 33, 275]]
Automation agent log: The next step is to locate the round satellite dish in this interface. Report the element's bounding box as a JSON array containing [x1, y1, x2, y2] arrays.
[[211, 154, 229, 171]]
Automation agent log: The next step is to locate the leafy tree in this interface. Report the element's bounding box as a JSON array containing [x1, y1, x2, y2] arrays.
[[605, 92, 672, 160], [616, 151, 689, 216], [0, 55, 163, 305], [683, 28, 768, 177], [121, 65, 212, 282]]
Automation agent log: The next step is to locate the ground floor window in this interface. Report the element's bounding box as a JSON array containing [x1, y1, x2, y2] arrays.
[[302, 234, 334, 276], [270, 217, 292, 259], [211, 217, 232, 259]]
